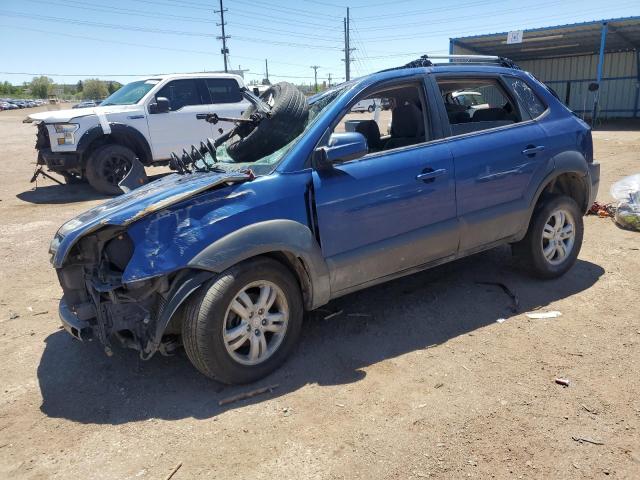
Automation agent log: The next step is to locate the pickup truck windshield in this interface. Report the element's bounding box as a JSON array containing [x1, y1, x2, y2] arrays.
[[101, 80, 158, 106]]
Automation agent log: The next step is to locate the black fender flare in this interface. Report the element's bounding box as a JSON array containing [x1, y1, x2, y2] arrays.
[[523, 152, 591, 231], [77, 123, 153, 165], [188, 219, 331, 309]]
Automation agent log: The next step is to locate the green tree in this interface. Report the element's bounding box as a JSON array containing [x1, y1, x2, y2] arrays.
[[77, 80, 83, 92], [82, 79, 108, 100], [29, 76, 54, 98]]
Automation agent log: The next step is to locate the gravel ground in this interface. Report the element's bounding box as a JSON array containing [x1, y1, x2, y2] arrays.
[[0, 106, 639, 479]]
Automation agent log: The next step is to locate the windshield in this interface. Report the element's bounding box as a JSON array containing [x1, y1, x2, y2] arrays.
[[207, 84, 348, 176], [101, 79, 159, 106]]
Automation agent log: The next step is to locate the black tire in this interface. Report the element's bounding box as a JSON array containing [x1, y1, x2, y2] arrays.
[[513, 195, 583, 279], [182, 257, 303, 384], [85, 144, 145, 195], [226, 82, 309, 163], [367, 104, 375, 113]]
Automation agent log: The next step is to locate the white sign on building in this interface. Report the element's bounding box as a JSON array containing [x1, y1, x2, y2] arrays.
[[507, 30, 524, 44]]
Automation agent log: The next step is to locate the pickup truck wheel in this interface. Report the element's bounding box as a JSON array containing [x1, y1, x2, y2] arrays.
[[85, 144, 144, 195], [515, 195, 583, 278], [182, 258, 303, 384]]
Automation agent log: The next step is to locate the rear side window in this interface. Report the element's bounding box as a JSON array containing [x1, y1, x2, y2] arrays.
[[155, 79, 204, 111], [504, 76, 546, 119], [436, 77, 523, 137], [205, 78, 242, 104]]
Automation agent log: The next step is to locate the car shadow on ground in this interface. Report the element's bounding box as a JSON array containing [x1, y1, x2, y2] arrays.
[[37, 246, 604, 425], [16, 172, 171, 205]]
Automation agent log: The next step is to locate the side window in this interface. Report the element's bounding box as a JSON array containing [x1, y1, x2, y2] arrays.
[[155, 79, 203, 111], [332, 83, 428, 156], [205, 78, 243, 104], [437, 77, 522, 137], [504, 76, 547, 119]]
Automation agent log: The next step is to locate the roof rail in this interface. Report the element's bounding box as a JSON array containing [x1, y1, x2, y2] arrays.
[[383, 54, 521, 72]]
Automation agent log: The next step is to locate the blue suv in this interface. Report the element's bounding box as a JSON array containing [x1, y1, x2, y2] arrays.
[[51, 56, 600, 384]]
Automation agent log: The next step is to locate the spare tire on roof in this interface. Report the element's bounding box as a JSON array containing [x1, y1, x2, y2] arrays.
[[226, 82, 309, 163]]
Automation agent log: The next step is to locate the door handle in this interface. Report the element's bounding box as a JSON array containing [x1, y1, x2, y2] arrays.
[[195, 113, 209, 119], [416, 168, 447, 183], [521, 145, 545, 156]]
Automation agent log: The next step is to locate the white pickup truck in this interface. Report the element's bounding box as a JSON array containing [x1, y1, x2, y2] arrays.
[[26, 73, 250, 194]]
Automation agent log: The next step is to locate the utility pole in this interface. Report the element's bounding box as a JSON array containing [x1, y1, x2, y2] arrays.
[[310, 65, 320, 92], [343, 8, 355, 81], [264, 58, 270, 84], [215, 0, 229, 72], [327, 73, 332, 87]]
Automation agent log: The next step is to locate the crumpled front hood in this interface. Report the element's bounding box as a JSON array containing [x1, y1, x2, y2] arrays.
[[51, 171, 250, 268], [26, 105, 141, 123]]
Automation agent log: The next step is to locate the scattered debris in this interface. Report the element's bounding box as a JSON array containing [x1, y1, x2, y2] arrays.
[[8, 312, 19, 320], [476, 281, 519, 313], [165, 462, 182, 480], [434, 383, 444, 389], [572, 436, 604, 445], [581, 404, 598, 414], [588, 201, 616, 218], [496, 318, 507, 324], [555, 378, 571, 387], [282, 407, 292, 417], [218, 384, 279, 406], [335, 403, 345, 408], [323, 310, 343, 320], [610, 173, 640, 231], [526, 310, 562, 319], [27, 306, 33, 312], [461, 365, 470, 371], [417, 403, 427, 409], [32, 310, 48, 316]]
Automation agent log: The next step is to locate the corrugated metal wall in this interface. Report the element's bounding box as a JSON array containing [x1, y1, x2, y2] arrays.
[[519, 51, 638, 118], [451, 46, 640, 119]]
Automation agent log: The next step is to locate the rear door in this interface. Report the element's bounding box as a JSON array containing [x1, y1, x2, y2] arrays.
[[434, 74, 552, 252], [146, 78, 214, 160]]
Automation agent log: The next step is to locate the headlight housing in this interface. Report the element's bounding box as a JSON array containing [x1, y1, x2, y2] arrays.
[[52, 123, 79, 145]]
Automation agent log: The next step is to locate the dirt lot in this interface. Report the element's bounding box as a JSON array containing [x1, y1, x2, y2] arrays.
[[1, 106, 639, 479]]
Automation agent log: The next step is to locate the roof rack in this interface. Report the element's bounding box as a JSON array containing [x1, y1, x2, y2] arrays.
[[386, 54, 521, 71]]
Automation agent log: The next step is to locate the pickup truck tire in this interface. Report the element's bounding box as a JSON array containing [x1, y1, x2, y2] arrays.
[[182, 257, 303, 384], [226, 82, 309, 163], [85, 144, 145, 195], [515, 195, 583, 278]]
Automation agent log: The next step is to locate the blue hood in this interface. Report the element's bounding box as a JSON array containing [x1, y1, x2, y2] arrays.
[[51, 171, 250, 268]]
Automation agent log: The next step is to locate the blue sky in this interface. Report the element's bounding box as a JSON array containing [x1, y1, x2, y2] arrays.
[[0, 0, 638, 86]]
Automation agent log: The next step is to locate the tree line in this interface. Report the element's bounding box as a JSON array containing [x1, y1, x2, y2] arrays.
[[0, 76, 122, 100]]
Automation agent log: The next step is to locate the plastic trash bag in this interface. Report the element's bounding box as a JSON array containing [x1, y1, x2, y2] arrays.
[[610, 174, 640, 231]]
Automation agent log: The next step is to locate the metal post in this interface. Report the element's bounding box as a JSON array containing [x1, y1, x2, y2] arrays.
[[265, 58, 269, 84], [215, 0, 229, 72], [592, 21, 607, 126], [328, 73, 332, 87]]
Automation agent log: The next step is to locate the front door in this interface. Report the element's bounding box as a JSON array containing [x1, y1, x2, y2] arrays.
[[146, 78, 214, 160], [312, 80, 457, 294]]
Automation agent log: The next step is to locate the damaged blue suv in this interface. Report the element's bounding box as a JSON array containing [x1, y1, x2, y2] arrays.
[[51, 56, 600, 384]]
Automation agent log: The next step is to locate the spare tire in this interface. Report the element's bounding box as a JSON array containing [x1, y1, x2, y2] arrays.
[[226, 82, 309, 163]]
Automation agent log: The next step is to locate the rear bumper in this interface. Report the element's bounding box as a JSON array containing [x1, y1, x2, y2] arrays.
[[38, 148, 82, 172], [59, 297, 93, 341], [588, 161, 600, 208]]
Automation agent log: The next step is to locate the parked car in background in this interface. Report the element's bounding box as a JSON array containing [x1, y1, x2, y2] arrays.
[[50, 55, 599, 384], [26, 73, 251, 194], [72, 100, 102, 109]]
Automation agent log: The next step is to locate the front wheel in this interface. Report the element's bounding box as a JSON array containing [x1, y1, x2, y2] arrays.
[[85, 144, 146, 195], [182, 258, 303, 384], [513, 195, 583, 278]]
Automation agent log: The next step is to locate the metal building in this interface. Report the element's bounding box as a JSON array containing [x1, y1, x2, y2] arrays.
[[450, 17, 640, 123]]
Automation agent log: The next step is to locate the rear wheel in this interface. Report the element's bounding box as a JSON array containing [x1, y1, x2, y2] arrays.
[[182, 258, 303, 384], [85, 144, 145, 195], [513, 195, 583, 278]]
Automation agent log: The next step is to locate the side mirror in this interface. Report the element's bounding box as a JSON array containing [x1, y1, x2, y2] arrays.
[[313, 132, 368, 169], [149, 96, 170, 114]]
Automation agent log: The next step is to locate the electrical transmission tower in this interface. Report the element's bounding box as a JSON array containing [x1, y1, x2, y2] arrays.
[[215, 0, 230, 72], [310, 65, 320, 92]]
